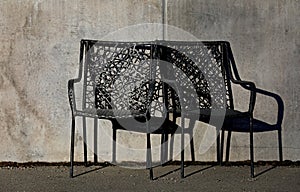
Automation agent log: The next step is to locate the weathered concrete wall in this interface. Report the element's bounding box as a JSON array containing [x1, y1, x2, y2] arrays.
[[0, 0, 163, 162], [167, 0, 300, 161], [0, 0, 299, 163]]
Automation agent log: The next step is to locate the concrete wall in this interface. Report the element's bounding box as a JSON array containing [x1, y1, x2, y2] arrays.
[[0, 0, 299, 163], [166, 0, 300, 161]]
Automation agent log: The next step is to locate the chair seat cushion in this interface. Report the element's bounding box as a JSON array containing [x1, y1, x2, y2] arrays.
[[111, 116, 179, 134], [223, 117, 280, 132], [76, 109, 178, 134], [183, 108, 279, 132], [184, 108, 249, 122]]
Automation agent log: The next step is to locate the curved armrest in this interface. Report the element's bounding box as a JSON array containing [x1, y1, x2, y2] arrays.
[[253, 88, 284, 126], [231, 79, 284, 126], [231, 79, 257, 114]]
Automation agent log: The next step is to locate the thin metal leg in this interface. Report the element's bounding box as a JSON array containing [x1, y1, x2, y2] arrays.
[[83, 117, 88, 167], [149, 167, 153, 180], [216, 133, 220, 164], [70, 117, 75, 178], [147, 133, 153, 180], [225, 131, 232, 163], [188, 120, 195, 162], [112, 127, 117, 164], [189, 133, 195, 162], [278, 130, 283, 162], [160, 134, 165, 165], [250, 119, 255, 178], [181, 117, 185, 179], [220, 129, 225, 165], [94, 118, 98, 164]]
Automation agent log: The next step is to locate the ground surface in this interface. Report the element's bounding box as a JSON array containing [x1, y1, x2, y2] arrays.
[[1, 164, 299, 191]]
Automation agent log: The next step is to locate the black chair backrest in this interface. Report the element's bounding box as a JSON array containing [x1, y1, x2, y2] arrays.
[[77, 40, 235, 115]]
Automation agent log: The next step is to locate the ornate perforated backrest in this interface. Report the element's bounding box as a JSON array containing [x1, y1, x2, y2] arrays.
[[80, 41, 158, 117], [155, 41, 233, 113], [78, 40, 234, 118]]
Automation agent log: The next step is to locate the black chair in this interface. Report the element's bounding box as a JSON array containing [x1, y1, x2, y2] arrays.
[[68, 40, 180, 180], [68, 40, 283, 179], [219, 45, 284, 178], [157, 41, 283, 178]]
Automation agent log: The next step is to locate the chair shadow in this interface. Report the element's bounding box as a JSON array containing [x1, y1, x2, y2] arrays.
[[153, 164, 216, 180], [184, 165, 216, 178], [254, 165, 277, 178], [73, 165, 108, 178], [153, 167, 182, 180]]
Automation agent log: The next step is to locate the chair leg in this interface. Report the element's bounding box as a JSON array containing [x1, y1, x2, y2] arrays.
[[188, 120, 196, 162], [220, 129, 225, 165], [189, 133, 195, 162], [169, 112, 177, 161], [70, 117, 76, 178], [146, 133, 153, 180], [225, 131, 232, 163], [112, 127, 117, 164], [82, 117, 88, 167], [94, 118, 98, 164], [181, 117, 185, 179], [278, 130, 283, 162], [216, 133, 220, 164], [250, 121, 255, 178], [160, 133, 168, 165]]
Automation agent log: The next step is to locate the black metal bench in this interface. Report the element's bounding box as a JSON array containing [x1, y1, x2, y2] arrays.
[[68, 40, 284, 179]]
